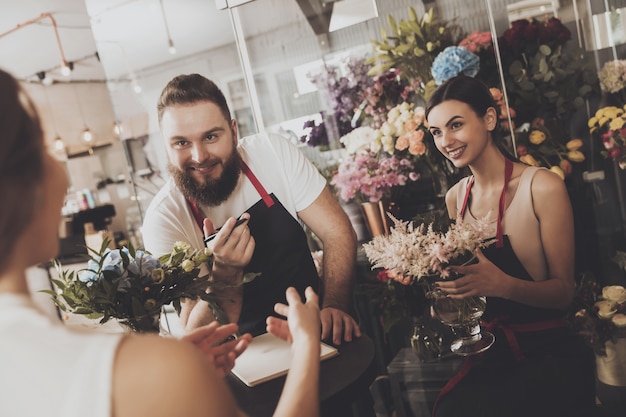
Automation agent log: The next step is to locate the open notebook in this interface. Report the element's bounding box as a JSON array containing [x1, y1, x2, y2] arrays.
[[231, 332, 339, 387]]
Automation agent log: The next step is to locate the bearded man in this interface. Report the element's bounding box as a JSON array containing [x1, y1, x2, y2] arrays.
[[142, 74, 360, 344]]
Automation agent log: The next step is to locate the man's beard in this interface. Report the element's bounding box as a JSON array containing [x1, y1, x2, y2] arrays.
[[169, 147, 242, 207]]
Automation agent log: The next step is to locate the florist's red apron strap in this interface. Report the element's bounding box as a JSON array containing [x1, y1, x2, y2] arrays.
[[459, 159, 513, 248], [187, 199, 205, 231], [432, 316, 568, 416], [432, 356, 476, 417], [482, 316, 569, 362], [458, 176, 474, 219], [496, 158, 514, 248], [186, 161, 275, 231], [241, 161, 274, 208]]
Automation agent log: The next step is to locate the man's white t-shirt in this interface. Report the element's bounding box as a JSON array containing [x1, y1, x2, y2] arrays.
[[142, 132, 326, 257]]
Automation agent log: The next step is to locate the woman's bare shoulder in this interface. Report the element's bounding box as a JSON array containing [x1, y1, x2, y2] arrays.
[[112, 335, 243, 417]]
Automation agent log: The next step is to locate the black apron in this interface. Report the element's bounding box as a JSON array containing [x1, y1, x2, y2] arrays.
[[433, 159, 595, 417], [188, 161, 320, 336]]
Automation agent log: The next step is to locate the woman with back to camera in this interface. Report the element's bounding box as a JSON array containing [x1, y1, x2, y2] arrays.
[[0, 67, 321, 417], [425, 75, 596, 417]]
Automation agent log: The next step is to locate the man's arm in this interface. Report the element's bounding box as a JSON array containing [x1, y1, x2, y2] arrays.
[[180, 216, 254, 330], [298, 186, 361, 344]]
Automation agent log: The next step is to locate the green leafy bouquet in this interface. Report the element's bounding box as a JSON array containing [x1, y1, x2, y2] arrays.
[[46, 240, 254, 332], [367, 7, 462, 100]]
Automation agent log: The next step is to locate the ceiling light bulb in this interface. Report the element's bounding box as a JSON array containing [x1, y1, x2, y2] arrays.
[[61, 63, 71, 76], [82, 128, 93, 143], [168, 38, 176, 54], [54, 136, 65, 151], [113, 122, 122, 137], [132, 82, 142, 94]]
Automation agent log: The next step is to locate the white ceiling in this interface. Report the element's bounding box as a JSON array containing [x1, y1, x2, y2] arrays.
[[0, 0, 309, 85]]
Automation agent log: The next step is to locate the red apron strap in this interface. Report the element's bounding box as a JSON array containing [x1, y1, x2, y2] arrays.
[[459, 176, 474, 219], [459, 159, 513, 248], [432, 316, 567, 416], [187, 199, 205, 230], [432, 356, 476, 417], [496, 158, 513, 248], [241, 161, 274, 208], [185, 160, 274, 231]]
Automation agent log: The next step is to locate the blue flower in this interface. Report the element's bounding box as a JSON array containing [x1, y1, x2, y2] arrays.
[[101, 249, 125, 276], [127, 249, 160, 276], [431, 46, 480, 85]]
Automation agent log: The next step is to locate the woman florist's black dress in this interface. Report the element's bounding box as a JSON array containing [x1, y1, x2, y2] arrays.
[[433, 160, 596, 417]]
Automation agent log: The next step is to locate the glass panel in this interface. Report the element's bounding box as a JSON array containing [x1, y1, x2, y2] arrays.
[[85, 0, 626, 283], [84, 0, 244, 247]]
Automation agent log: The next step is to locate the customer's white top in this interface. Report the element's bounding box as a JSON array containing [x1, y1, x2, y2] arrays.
[[0, 294, 123, 417]]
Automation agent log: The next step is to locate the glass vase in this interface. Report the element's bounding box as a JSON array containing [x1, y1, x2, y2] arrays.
[[431, 293, 494, 356], [410, 317, 443, 362]]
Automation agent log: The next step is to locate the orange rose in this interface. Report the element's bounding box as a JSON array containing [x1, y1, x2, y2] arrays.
[[395, 135, 410, 151], [409, 140, 426, 156], [404, 119, 418, 132], [489, 88, 503, 101]]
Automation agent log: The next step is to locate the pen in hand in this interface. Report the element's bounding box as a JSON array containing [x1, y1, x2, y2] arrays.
[[204, 217, 247, 244]]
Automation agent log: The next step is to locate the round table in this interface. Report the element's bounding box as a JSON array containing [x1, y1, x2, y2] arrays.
[[226, 334, 376, 417]]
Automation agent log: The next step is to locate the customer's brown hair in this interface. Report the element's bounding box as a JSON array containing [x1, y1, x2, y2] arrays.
[[0, 69, 45, 271]]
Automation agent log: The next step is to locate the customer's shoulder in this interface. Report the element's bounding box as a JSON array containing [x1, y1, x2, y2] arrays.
[[112, 335, 236, 417]]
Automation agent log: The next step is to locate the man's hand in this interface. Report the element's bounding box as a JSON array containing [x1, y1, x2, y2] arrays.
[[203, 215, 254, 281], [320, 307, 361, 345], [267, 287, 320, 345], [181, 321, 252, 377]]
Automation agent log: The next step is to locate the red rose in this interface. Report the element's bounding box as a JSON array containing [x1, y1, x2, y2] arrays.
[[609, 147, 623, 160], [523, 22, 540, 42], [545, 18, 571, 43], [376, 270, 390, 283], [517, 145, 528, 156]]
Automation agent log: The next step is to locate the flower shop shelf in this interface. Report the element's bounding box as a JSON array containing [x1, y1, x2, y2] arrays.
[[387, 348, 463, 417]]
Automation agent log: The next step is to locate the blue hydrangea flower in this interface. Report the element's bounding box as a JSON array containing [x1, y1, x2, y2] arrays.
[[431, 46, 480, 85], [101, 249, 125, 276], [126, 249, 159, 276]]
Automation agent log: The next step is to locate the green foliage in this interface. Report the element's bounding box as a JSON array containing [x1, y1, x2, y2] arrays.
[[498, 18, 600, 124], [366, 7, 462, 99], [46, 238, 256, 330]]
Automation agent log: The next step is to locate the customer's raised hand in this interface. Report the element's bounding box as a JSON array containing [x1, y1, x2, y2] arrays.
[[181, 321, 252, 377], [266, 286, 320, 345]]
